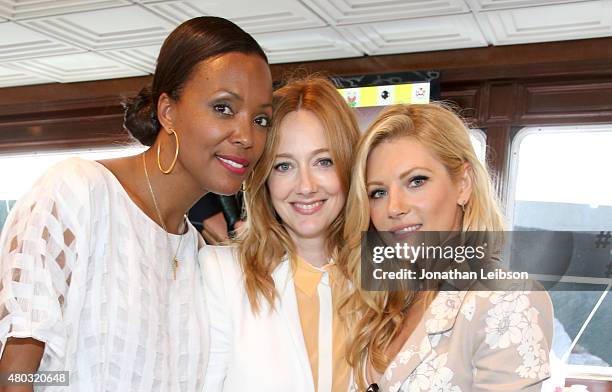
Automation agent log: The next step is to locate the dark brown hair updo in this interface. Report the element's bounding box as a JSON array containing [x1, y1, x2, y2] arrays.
[[123, 16, 268, 146]]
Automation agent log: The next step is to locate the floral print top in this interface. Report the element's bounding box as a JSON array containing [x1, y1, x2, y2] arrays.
[[374, 287, 553, 392]]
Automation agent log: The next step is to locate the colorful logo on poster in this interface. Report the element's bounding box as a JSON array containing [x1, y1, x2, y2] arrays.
[[338, 83, 430, 108]]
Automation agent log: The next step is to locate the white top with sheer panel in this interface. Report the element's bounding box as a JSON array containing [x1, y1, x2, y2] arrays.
[[0, 157, 209, 391]]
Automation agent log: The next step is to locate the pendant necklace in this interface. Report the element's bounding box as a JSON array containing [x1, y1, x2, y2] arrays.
[[143, 153, 185, 280]]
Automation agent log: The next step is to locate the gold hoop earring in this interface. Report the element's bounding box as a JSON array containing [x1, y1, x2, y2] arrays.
[[157, 127, 179, 174]]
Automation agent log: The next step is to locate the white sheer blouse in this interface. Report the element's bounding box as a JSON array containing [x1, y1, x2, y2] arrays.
[[0, 158, 209, 391]]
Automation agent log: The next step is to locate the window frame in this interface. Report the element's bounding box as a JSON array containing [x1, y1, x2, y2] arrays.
[[506, 124, 612, 379], [506, 124, 612, 229], [0, 143, 146, 213], [468, 128, 487, 165]]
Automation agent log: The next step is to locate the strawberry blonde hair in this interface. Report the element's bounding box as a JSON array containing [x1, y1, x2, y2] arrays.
[[237, 75, 360, 313]]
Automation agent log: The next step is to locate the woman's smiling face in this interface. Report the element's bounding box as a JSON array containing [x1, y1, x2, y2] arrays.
[[266, 109, 345, 243], [163, 52, 273, 195], [366, 136, 470, 238]]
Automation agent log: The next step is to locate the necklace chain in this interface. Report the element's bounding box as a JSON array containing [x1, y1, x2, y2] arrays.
[[142, 153, 185, 280]]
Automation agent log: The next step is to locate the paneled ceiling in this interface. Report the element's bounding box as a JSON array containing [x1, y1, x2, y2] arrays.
[[1, 0, 611, 88]]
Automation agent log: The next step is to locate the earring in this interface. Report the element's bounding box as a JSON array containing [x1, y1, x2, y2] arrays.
[[460, 201, 466, 213], [157, 127, 179, 174]]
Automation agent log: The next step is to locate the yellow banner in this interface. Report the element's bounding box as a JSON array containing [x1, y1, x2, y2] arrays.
[[338, 83, 430, 108]]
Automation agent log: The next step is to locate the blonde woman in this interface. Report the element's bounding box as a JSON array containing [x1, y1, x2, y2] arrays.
[[202, 76, 360, 392], [340, 104, 553, 392]]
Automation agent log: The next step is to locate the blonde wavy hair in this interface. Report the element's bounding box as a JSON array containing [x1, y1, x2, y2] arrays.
[[238, 75, 360, 313], [339, 103, 505, 389]]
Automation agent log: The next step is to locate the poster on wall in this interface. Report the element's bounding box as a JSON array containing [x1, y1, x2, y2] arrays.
[[331, 71, 440, 131]]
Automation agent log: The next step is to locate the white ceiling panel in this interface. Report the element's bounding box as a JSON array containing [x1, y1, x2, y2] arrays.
[[8, 52, 147, 83], [465, 0, 587, 11], [479, 1, 612, 45], [100, 44, 161, 73], [339, 13, 488, 55], [303, 0, 470, 25], [254, 27, 362, 64], [0, 0, 130, 20], [21, 5, 175, 51], [136, 0, 209, 24], [0, 64, 53, 87], [143, 0, 325, 34], [0, 22, 83, 62], [0, 0, 611, 89]]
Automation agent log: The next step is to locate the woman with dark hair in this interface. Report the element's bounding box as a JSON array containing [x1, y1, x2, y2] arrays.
[[0, 16, 272, 391]]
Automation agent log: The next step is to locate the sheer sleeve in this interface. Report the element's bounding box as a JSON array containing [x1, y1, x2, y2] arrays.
[[0, 159, 92, 364], [471, 290, 554, 391]]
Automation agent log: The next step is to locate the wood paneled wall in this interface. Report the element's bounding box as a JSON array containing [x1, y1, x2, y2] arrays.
[[1, 36, 612, 204]]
